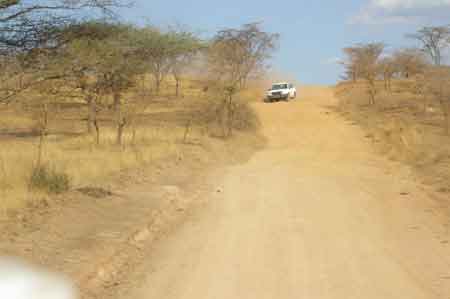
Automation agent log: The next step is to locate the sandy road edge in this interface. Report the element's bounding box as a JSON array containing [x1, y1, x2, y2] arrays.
[[0, 131, 265, 299]]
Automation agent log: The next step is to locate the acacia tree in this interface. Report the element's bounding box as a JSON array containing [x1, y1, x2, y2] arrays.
[[0, 1, 129, 106], [57, 21, 122, 135], [31, 79, 68, 167], [49, 22, 146, 145], [1, 19, 153, 146], [392, 49, 430, 113], [424, 67, 450, 134], [343, 43, 384, 105], [392, 48, 427, 79], [93, 25, 145, 145], [135, 27, 179, 94], [407, 26, 450, 66], [168, 29, 204, 97], [6, 49, 73, 165], [377, 56, 397, 91], [208, 23, 278, 136], [209, 23, 279, 89], [342, 47, 362, 82], [0, 0, 128, 53]]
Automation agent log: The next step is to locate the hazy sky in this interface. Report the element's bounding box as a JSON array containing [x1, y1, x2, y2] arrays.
[[117, 0, 450, 84]]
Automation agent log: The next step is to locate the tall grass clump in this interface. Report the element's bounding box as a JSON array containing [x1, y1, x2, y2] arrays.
[[29, 164, 71, 194]]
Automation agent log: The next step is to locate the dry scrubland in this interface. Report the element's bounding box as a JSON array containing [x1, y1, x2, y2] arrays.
[[335, 80, 450, 194], [337, 27, 450, 197], [0, 1, 278, 220], [0, 78, 265, 217]]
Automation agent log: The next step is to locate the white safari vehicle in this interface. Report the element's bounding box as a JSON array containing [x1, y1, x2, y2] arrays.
[[265, 82, 297, 102]]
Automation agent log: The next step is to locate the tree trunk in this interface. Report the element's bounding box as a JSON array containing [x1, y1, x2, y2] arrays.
[[383, 75, 392, 92], [368, 81, 376, 105], [117, 121, 126, 145], [86, 94, 95, 133], [175, 77, 180, 97], [444, 100, 450, 136], [157, 79, 163, 95], [37, 104, 49, 167], [226, 94, 234, 137], [423, 93, 429, 116], [94, 119, 100, 145], [183, 119, 192, 143], [113, 91, 126, 145], [217, 101, 227, 138], [434, 52, 441, 66], [239, 77, 247, 90], [154, 73, 162, 95], [37, 131, 45, 167], [113, 91, 121, 112], [131, 119, 137, 146]]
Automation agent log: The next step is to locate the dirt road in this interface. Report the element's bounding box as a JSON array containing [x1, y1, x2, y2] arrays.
[[120, 87, 450, 299]]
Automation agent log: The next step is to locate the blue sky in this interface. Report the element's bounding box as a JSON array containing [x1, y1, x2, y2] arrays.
[[117, 0, 450, 84]]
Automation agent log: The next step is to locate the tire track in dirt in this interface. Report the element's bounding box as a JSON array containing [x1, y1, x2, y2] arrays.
[[117, 86, 450, 299]]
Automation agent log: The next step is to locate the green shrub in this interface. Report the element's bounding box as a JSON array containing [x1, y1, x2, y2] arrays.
[[30, 165, 71, 194]]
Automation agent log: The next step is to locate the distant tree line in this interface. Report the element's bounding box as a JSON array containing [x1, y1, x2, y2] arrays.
[[340, 25, 450, 133], [0, 1, 279, 148]]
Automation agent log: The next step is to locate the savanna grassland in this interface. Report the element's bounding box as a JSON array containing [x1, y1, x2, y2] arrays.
[[0, 1, 278, 218], [0, 4, 277, 295], [336, 27, 450, 197], [0, 78, 264, 215]]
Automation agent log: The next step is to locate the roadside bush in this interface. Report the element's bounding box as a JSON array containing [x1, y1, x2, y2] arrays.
[[231, 100, 260, 131], [199, 95, 260, 138], [30, 165, 71, 194]]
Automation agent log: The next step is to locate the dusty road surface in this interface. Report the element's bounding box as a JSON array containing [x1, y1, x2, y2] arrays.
[[119, 87, 450, 299]]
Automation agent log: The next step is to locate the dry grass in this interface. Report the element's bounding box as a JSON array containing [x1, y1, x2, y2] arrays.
[[0, 125, 194, 214], [0, 77, 264, 216], [335, 79, 450, 192]]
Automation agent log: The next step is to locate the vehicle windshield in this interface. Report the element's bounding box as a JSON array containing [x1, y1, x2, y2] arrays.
[[271, 84, 288, 90]]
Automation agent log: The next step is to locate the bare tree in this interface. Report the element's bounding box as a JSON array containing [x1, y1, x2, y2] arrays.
[[209, 23, 279, 90], [60, 21, 127, 134], [0, 2, 131, 107], [168, 29, 203, 97], [0, 0, 129, 53], [342, 47, 363, 82], [392, 48, 427, 79], [407, 26, 450, 66], [43, 22, 144, 145], [94, 25, 142, 145], [135, 27, 178, 94], [27, 69, 68, 166], [208, 23, 278, 136], [343, 43, 384, 105], [377, 56, 397, 91], [425, 66, 450, 134]]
